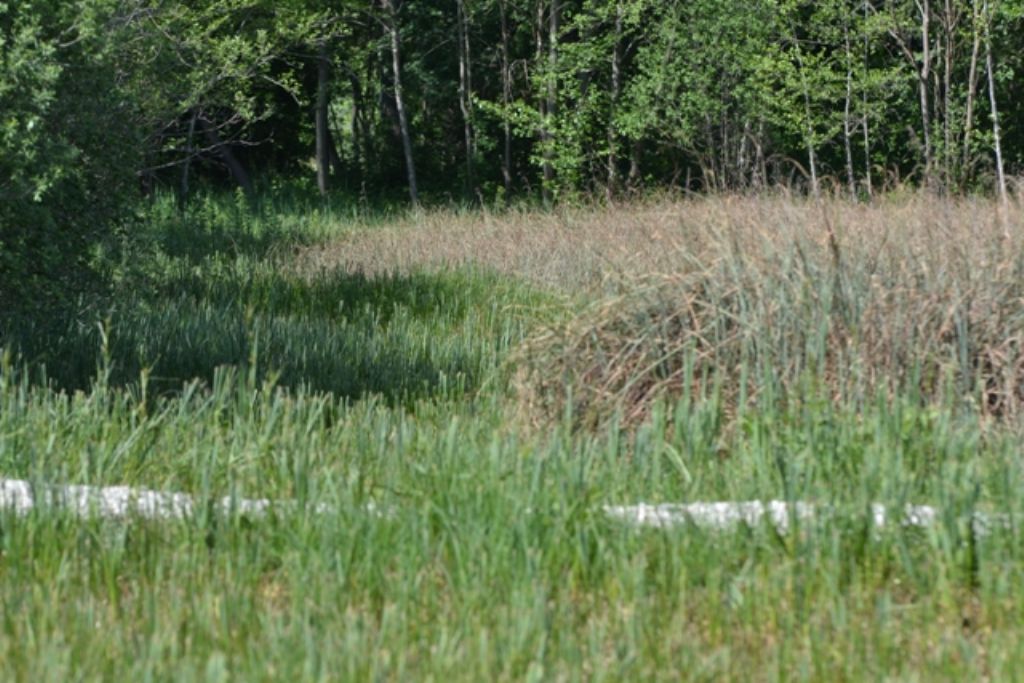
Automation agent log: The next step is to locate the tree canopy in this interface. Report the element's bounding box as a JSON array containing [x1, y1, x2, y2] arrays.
[[2, 0, 1023, 302]]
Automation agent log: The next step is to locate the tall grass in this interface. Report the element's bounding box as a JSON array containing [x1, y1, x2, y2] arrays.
[[2, 347, 1024, 679], [496, 197, 1024, 427], [4, 193, 545, 401], [1, 192, 1023, 680]]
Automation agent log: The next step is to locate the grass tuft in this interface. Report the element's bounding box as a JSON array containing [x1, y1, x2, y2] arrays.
[[507, 196, 1024, 427]]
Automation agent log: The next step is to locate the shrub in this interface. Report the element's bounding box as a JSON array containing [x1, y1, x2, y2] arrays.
[[0, 0, 140, 311]]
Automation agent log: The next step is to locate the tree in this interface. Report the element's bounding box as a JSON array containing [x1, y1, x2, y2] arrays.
[[1, 0, 141, 308], [380, 0, 419, 206]]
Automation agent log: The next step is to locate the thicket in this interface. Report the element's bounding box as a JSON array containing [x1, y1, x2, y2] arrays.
[[2, 0, 1023, 304]]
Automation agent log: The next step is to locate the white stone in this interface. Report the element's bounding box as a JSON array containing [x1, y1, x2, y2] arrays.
[[0, 478, 1006, 534]]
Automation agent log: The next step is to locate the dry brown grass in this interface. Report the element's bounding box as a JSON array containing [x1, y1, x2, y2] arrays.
[[297, 195, 1024, 426], [294, 198, 729, 292], [295, 195, 1012, 290]]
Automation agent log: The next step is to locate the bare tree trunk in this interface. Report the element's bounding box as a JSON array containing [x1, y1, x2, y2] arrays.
[[842, 18, 857, 197], [543, 0, 559, 206], [499, 0, 513, 196], [962, 1, 982, 179], [862, 0, 873, 197], [803, 92, 820, 199], [791, 40, 819, 198], [754, 120, 767, 190], [920, 0, 934, 188], [736, 122, 747, 185], [199, 117, 254, 199], [937, 0, 960, 192], [606, 2, 623, 201], [533, 1, 552, 205], [885, 1, 937, 189], [456, 0, 475, 198], [983, 0, 1008, 209], [316, 40, 331, 197], [382, 0, 418, 206], [720, 115, 730, 190]]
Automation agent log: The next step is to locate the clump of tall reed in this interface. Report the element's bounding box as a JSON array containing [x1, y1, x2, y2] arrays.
[[512, 197, 1024, 428]]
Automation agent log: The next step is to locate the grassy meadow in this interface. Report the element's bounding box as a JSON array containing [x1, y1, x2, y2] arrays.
[[2, 193, 1024, 680]]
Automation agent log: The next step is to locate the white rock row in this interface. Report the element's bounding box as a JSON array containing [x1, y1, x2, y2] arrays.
[[0, 478, 1009, 534], [0, 478, 279, 520], [603, 501, 1003, 534], [603, 501, 817, 531]]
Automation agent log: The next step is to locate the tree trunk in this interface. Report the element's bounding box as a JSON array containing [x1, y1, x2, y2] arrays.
[[885, 1, 934, 188], [842, 18, 857, 197], [606, 2, 623, 201], [540, 0, 559, 206], [316, 40, 331, 197], [533, 1, 551, 206], [737, 120, 750, 188], [792, 41, 819, 198], [499, 0, 513, 196], [962, 1, 982, 180], [456, 0, 475, 198], [383, 0, 418, 206], [862, 0, 873, 197], [752, 120, 767, 189], [983, 0, 1008, 209], [720, 115, 729, 189], [941, 0, 956, 191], [546, 0, 558, 189], [803, 92, 819, 199], [200, 117, 254, 199], [920, 0, 934, 188]]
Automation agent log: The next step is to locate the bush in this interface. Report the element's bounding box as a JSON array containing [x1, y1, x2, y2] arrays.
[[0, 0, 140, 311]]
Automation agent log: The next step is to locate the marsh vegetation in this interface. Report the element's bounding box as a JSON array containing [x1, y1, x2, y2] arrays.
[[2, 193, 1024, 680]]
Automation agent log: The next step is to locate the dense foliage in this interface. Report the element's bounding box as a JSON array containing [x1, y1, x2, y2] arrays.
[[0, 0, 141, 307], [2, 0, 1024, 300]]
